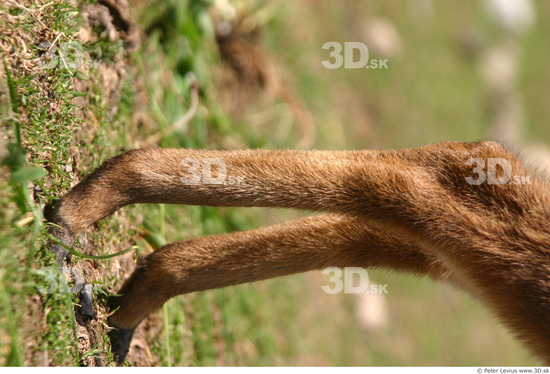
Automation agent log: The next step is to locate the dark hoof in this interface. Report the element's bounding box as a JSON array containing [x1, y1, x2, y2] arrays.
[[79, 284, 95, 321], [107, 295, 134, 364], [108, 325, 135, 365]]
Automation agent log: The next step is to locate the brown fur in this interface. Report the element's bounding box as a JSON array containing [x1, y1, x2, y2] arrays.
[[48, 140, 550, 364]]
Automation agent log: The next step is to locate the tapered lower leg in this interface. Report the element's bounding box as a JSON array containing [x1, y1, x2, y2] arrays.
[[108, 214, 451, 332]]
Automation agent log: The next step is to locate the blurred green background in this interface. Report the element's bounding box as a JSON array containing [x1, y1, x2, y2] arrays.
[[135, 0, 548, 365]]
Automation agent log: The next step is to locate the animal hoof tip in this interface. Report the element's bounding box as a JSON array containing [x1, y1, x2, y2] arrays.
[[108, 325, 135, 365]]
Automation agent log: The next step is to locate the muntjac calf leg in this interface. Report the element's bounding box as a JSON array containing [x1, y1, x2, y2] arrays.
[[107, 213, 452, 363], [47, 141, 550, 364]]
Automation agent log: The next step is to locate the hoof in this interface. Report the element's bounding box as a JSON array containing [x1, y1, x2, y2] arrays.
[[107, 295, 135, 364], [79, 284, 95, 321], [108, 325, 135, 365]]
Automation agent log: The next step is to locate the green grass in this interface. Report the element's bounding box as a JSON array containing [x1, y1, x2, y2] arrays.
[[1, 0, 547, 367], [1, 0, 87, 366]]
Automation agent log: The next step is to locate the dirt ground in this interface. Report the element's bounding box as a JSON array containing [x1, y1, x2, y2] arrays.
[[1, 0, 158, 365]]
